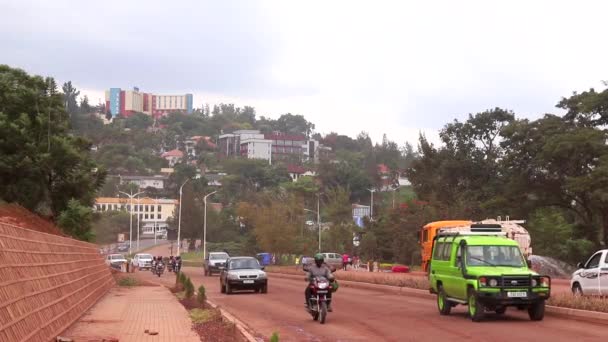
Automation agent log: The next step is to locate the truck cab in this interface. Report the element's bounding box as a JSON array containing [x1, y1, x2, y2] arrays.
[[571, 249, 608, 296], [429, 224, 550, 322]]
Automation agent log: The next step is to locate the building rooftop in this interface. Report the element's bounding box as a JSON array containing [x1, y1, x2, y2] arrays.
[[161, 149, 184, 158], [96, 197, 178, 205], [286, 164, 307, 174], [120, 175, 168, 180]]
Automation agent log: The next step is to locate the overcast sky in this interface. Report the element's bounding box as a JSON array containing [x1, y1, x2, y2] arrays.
[[2, 0, 607, 145]]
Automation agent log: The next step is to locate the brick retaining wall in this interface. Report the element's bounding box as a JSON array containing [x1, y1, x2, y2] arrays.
[[0, 222, 114, 342]]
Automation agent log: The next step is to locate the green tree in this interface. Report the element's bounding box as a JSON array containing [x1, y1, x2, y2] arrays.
[[125, 112, 154, 130], [57, 199, 95, 241], [0, 65, 105, 220], [91, 210, 131, 244], [62, 81, 80, 115]]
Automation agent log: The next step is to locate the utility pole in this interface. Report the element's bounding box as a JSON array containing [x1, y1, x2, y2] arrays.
[[177, 179, 191, 256], [203, 191, 218, 261], [119, 190, 144, 255], [368, 188, 376, 220]]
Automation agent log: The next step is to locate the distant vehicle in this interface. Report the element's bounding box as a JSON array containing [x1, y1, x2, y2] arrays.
[[117, 243, 129, 252], [320, 253, 342, 269], [571, 249, 608, 296], [105, 254, 127, 267], [256, 253, 272, 266], [131, 253, 153, 270], [220, 257, 268, 294], [420, 218, 532, 272], [204, 252, 229, 276]]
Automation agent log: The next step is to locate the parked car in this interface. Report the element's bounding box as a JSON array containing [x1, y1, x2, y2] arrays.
[[117, 243, 129, 252], [131, 253, 153, 270], [220, 256, 268, 294], [571, 249, 608, 296], [320, 253, 342, 270], [105, 254, 128, 268], [204, 252, 230, 276]]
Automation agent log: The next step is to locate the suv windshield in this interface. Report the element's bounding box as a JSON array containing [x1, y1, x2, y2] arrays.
[[139, 254, 152, 259], [466, 245, 524, 267], [229, 258, 261, 270], [210, 253, 229, 260]]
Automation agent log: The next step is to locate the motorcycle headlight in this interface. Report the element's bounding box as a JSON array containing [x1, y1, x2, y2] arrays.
[[318, 281, 329, 289]]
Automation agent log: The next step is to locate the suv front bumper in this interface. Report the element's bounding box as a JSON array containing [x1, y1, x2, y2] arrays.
[[476, 289, 550, 306]]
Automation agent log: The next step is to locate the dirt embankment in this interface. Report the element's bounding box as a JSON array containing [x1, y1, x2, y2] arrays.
[[0, 203, 64, 236]]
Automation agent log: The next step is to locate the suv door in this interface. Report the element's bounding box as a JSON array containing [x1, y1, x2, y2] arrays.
[[444, 243, 467, 300], [601, 251, 608, 296], [580, 252, 602, 295]]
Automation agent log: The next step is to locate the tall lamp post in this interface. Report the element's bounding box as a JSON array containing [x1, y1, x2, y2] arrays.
[[368, 188, 376, 220], [203, 190, 218, 261], [390, 185, 401, 209], [177, 179, 192, 256], [119, 190, 144, 254]]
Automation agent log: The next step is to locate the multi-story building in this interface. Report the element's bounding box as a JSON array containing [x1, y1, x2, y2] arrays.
[[352, 204, 371, 228], [218, 130, 268, 158], [105, 87, 193, 118], [240, 137, 272, 163], [118, 175, 168, 190], [94, 197, 178, 237], [185, 136, 216, 158]]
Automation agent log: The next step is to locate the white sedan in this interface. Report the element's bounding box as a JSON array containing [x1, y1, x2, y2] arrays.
[[105, 254, 128, 267]]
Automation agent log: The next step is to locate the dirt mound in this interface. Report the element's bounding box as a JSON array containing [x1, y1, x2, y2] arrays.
[[0, 203, 64, 236]]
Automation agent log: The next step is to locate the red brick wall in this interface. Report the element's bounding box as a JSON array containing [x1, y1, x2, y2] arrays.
[[0, 223, 114, 342]]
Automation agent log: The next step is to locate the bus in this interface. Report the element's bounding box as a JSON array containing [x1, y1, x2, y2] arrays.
[[420, 218, 532, 273]]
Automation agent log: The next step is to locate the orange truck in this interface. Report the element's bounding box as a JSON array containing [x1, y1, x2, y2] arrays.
[[420, 218, 532, 272]]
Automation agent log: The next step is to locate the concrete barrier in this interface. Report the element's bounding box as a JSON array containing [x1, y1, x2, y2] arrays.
[[0, 222, 114, 342]]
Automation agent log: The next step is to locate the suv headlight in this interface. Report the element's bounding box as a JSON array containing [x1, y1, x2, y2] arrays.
[[488, 278, 499, 287], [227, 273, 238, 280], [258, 272, 267, 279]]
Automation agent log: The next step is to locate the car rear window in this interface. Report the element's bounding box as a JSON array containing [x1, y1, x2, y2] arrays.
[[210, 253, 229, 259]]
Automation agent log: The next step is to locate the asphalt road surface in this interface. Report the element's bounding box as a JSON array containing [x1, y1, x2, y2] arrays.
[[133, 252, 607, 342]]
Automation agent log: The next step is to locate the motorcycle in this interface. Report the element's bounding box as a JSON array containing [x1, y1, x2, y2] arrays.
[[168, 259, 175, 272], [174, 258, 182, 273], [307, 276, 332, 324], [153, 261, 165, 277]]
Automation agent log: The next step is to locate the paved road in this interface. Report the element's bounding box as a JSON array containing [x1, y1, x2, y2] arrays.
[[133, 258, 605, 341]]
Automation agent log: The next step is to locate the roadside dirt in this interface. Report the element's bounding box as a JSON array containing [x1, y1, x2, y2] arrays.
[[0, 203, 64, 235]]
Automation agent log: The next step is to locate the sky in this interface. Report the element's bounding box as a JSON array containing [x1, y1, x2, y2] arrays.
[[1, 0, 607, 145]]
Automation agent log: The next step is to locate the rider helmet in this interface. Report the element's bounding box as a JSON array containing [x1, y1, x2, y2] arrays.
[[314, 253, 324, 267]]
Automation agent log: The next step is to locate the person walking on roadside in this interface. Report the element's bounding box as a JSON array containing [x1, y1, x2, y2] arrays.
[[342, 253, 349, 271]]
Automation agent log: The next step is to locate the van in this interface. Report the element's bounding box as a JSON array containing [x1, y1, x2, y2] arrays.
[[321, 253, 342, 269], [429, 225, 550, 322]]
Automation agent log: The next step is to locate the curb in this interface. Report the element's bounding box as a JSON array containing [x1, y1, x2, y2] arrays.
[[205, 299, 261, 342], [268, 272, 608, 325]]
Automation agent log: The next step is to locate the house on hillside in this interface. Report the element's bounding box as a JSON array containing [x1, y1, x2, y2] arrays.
[[161, 149, 184, 167], [119, 175, 168, 190], [185, 136, 217, 158], [287, 164, 317, 182]]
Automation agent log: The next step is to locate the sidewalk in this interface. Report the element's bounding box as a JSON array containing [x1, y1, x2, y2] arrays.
[[62, 286, 200, 342]]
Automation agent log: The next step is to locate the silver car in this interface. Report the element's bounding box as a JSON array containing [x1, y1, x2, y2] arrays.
[[220, 257, 268, 294]]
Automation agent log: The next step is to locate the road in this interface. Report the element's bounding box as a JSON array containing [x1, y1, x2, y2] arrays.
[[133, 249, 606, 342]]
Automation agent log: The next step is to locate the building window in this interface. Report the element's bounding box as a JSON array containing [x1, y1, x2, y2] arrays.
[[139, 213, 143, 220], [145, 214, 149, 219], [158, 213, 161, 219], [158, 205, 161, 211], [151, 205, 155, 212], [145, 205, 148, 212]]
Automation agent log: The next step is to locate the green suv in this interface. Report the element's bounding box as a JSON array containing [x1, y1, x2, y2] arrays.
[[429, 226, 551, 322]]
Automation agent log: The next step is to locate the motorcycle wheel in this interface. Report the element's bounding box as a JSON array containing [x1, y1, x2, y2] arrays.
[[319, 302, 328, 324], [312, 311, 319, 321]]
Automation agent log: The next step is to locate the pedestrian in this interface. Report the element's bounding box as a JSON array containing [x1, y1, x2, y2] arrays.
[[342, 253, 349, 271]]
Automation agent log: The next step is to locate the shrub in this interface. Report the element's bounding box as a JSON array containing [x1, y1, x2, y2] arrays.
[[118, 276, 138, 287], [270, 332, 280, 342], [185, 277, 195, 299], [178, 271, 187, 285], [548, 293, 608, 313], [197, 284, 206, 305]]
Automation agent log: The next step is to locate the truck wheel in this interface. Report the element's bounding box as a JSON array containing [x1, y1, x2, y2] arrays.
[[437, 286, 452, 315], [467, 289, 484, 322], [528, 301, 545, 321]]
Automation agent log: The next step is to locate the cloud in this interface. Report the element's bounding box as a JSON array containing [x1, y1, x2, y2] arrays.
[[2, 0, 608, 145]]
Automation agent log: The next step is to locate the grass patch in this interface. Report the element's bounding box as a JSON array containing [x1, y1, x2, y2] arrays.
[[117, 276, 138, 287], [548, 293, 608, 313], [183, 260, 204, 267], [189, 308, 217, 324], [181, 251, 204, 261], [175, 291, 186, 300]]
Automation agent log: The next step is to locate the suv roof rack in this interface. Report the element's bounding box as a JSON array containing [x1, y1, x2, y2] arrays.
[[436, 231, 507, 238]]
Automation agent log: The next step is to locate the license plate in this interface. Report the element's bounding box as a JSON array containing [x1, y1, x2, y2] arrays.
[[507, 291, 527, 298], [243, 280, 254, 284]]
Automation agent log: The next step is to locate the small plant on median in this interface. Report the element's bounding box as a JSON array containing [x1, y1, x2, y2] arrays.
[[197, 284, 206, 305], [118, 276, 138, 287], [185, 277, 195, 299], [189, 308, 216, 323], [270, 331, 280, 342]]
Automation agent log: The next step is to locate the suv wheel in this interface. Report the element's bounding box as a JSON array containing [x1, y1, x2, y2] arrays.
[[572, 283, 583, 296], [495, 307, 507, 315], [467, 289, 484, 322], [225, 282, 232, 295], [220, 280, 226, 293], [437, 286, 451, 315], [528, 300, 545, 321]]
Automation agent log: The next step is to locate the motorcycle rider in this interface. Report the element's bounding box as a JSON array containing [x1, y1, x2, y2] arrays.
[[305, 253, 335, 312]]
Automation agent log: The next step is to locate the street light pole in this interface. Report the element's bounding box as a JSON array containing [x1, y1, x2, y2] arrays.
[[391, 185, 401, 209], [317, 193, 321, 252], [368, 188, 376, 220], [136, 194, 141, 252], [119, 190, 144, 255], [203, 190, 218, 261], [177, 179, 191, 256]]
